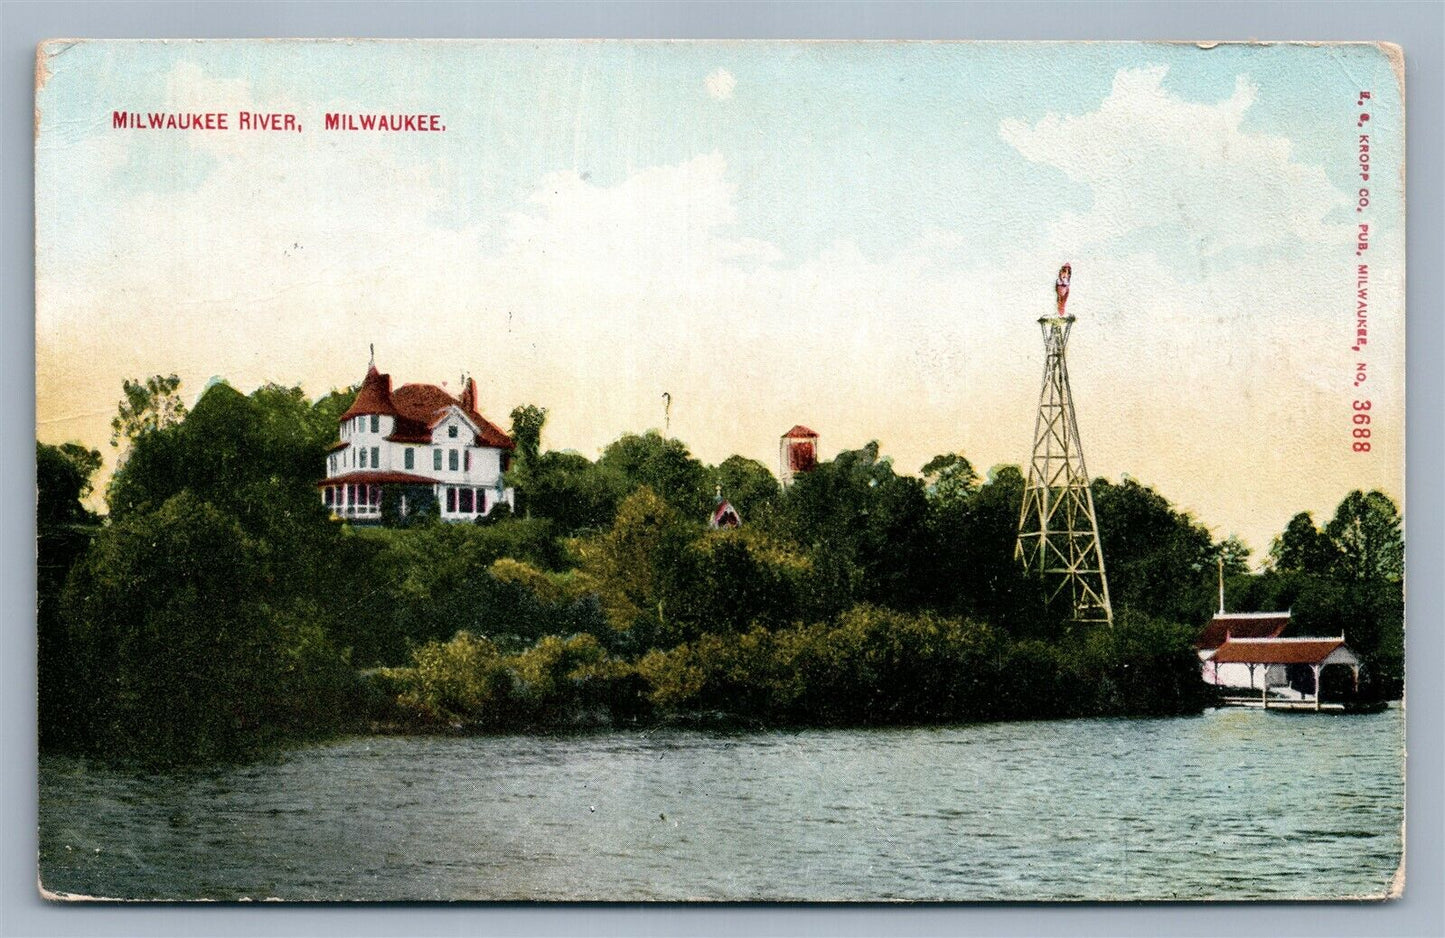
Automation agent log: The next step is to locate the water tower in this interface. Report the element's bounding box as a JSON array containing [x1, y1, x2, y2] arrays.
[[779, 425, 819, 487], [1015, 264, 1113, 626]]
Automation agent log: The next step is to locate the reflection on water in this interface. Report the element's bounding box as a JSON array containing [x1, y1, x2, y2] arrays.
[[39, 706, 1403, 900]]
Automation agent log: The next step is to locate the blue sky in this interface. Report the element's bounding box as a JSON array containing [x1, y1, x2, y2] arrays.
[[35, 40, 1405, 557]]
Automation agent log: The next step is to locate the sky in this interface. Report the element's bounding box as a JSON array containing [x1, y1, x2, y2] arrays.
[[35, 41, 1405, 562]]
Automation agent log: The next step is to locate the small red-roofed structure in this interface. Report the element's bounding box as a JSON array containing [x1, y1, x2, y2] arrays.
[[780, 425, 819, 487]]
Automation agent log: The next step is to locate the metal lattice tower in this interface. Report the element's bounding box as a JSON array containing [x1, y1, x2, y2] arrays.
[[1015, 312, 1113, 626]]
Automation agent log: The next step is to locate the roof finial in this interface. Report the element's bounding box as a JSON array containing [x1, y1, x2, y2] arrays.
[[369, 343, 375, 368]]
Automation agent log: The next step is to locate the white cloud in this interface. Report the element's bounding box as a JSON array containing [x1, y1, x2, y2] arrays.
[[999, 66, 1350, 256], [704, 67, 736, 101], [35, 62, 1401, 560]]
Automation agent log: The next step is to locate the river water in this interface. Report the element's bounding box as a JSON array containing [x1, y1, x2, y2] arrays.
[[38, 706, 1403, 901]]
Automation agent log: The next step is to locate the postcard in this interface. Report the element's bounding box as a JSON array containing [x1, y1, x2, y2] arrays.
[[35, 39, 1405, 901]]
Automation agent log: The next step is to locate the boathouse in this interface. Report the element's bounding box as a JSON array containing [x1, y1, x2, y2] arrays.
[[1202, 636, 1361, 710]]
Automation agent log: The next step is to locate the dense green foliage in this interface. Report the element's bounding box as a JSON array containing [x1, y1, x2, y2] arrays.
[[61, 494, 360, 763], [37, 442, 103, 751], [1232, 496, 1406, 697], [37, 377, 1406, 765]]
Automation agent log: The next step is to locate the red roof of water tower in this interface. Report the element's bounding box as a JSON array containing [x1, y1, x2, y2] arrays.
[[783, 425, 819, 439]]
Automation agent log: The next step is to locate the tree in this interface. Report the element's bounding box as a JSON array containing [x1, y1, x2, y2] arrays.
[[713, 455, 779, 523], [506, 404, 549, 518], [37, 441, 104, 751], [1216, 535, 1252, 576], [509, 404, 548, 467], [921, 452, 980, 510], [311, 384, 360, 431], [110, 374, 188, 448], [1091, 476, 1218, 624], [1325, 490, 1404, 582], [774, 442, 933, 611], [1267, 512, 1338, 575], [523, 451, 632, 533], [37, 441, 101, 526], [60, 493, 358, 764], [924, 463, 1049, 631], [598, 431, 712, 521], [575, 487, 687, 648]]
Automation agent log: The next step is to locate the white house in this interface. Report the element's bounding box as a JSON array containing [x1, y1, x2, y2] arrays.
[[319, 361, 516, 523]]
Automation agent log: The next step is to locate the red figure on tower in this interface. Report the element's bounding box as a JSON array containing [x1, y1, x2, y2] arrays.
[[1055, 263, 1072, 317]]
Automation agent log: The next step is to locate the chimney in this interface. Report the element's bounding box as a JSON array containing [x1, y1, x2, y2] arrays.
[[460, 375, 476, 412]]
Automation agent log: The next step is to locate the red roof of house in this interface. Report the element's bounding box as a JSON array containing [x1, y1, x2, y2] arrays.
[[326, 439, 351, 453], [783, 425, 819, 439], [333, 364, 514, 450], [1194, 613, 1290, 650], [1209, 638, 1347, 665], [340, 365, 399, 420], [385, 381, 514, 449], [317, 470, 439, 487]]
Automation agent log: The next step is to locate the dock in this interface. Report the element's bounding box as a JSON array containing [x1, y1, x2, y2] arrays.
[[1218, 696, 1388, 714]]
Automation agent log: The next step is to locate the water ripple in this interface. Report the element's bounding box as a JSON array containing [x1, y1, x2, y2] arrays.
[[38, 707, 1403, 901]]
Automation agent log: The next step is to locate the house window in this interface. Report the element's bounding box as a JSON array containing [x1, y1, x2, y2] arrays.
[[348, 484, 356, 505], [434, 449, 443, 470], [449, 449, 459, 471], [370, 415, 379, 433], [324, 487, 333, 506], [478, 489, 487, 513], [459, 488, 474, 513], [446, 487, 457, 512], [404, 448, 414, 470], [371, 446, 380, 467], [359, 448, 368, 469], [370, 485, 380, 506], [448, 425, 458, 439], [464, 450, 471, 472]]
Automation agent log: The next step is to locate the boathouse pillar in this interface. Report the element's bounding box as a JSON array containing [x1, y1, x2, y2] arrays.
[[1312, 664, 1323, 711]]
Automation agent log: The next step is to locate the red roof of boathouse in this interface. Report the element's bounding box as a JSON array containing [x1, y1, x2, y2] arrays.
[[1194, 613, 1290, 650], [1208, 637, 1348, 666]]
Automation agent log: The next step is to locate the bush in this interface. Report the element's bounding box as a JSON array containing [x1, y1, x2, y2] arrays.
[[384, 631, 641, 729]]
